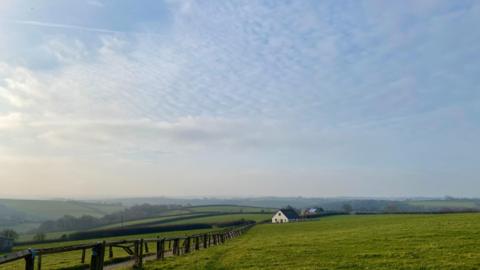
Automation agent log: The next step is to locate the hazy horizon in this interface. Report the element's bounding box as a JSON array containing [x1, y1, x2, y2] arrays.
[[0, 194, 466, 201], [1, 0, 479, 198]]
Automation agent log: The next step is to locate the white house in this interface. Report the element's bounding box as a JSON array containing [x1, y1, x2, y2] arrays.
[[272, 208, 300, 223]]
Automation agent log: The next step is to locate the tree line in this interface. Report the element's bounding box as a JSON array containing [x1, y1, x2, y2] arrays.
[[35, 204, 183, 233]]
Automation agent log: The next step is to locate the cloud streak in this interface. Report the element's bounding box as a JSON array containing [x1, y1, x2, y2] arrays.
[[7, 19, 124, 34]]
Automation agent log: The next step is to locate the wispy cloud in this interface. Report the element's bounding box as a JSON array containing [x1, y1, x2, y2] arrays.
[[0, 0, 479, 197], [6, 19, 124, 34], [3, 19, 168, 39]]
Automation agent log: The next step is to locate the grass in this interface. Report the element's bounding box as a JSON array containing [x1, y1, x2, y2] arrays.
[[2, 228, 217, 270], [18, 230, 75, 242], [14, 205, 271, 242], [0, 222, 41, 234], [1, 210, 269, 269], [406, 199, 479, 209], [91, 213, 202, 230], [160, 213, 272, 226], [144, 213, 480, 270], [95, 213, 271, 230]]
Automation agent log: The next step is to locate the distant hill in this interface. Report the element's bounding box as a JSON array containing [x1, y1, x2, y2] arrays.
[[0, 199, 125, 232], [104, 196, 480, 212], [4, 196, 480, 234], [16, 205, 273, 242], [103, 196, 347, 208]]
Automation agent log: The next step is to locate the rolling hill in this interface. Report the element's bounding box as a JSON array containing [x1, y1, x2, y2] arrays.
[[0, 199, 125, 233]]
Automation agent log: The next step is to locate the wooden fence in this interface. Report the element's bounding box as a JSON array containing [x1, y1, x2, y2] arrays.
[[0, 224, 253, 270]]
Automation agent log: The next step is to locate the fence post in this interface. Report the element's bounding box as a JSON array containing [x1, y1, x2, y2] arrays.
[[134, 239, 144, 269], [133, 240, 139, 266], [90, 243, 98, 270], [100, 241, 106, 270], [81, 248, 86, 263], [37, 254, 42, 270], [172, 239, 178, 256], [203, 234, 208, 249], [144, 240, 149, 253], [156, 237, 160, 259], [184, 237, 191, 254], [156, 238, 165, 260], [195, 236, 200, 250], [90, 242, 105, 270], [24, 250, 34, 270], [109, 245, 114, 259], [178, 238, 182, 255]]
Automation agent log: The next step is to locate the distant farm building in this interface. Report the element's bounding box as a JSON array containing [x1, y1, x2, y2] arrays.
[[0, 236, 13, 253], [272, 208, 300, 223], [302, 207, 324, 216]]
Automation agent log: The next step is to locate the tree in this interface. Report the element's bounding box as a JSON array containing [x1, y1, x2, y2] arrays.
[[33, 232, 46, 242], [0, 229, 19, 240], [342, 203, 353, 213], [384, 203, 398, 213]]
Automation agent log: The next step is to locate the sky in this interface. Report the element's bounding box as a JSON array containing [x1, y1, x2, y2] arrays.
[[0, 0, 479, 199]]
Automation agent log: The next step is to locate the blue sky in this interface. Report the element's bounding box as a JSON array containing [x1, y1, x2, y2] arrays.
[[0, 0, 479, 198]]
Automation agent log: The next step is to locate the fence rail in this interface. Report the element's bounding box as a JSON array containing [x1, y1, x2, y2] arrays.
[[0, 224, 254, 270]]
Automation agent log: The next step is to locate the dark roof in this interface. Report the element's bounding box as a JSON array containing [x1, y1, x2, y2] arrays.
[[280, 208, 300, 219]]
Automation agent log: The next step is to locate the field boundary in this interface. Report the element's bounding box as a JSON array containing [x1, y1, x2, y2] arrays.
[[0, 223, 254, 270], [16, 211, 270, 246]]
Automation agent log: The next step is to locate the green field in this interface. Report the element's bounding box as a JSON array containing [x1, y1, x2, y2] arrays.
[[88, 205, 273, 230], [0, 222, 41, 234], [145, 213, 480, 270], [406, 199, 479, 209], [2, 228, 217, 270], [1, 211, 268, 269], [17, 213, 264, 242], [14, 205, 272, 242], [161, 213, 272, 226], [95, 213, 271, 230], [0, 199, 125, 234], [0, 199, 125, 220], [92, 213, 203, 230], [185, 205, 274, 213], [17, 230, 76, 242]]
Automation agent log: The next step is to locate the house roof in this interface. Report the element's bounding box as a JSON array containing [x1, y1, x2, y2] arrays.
[[279, 208, 300, 219]]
